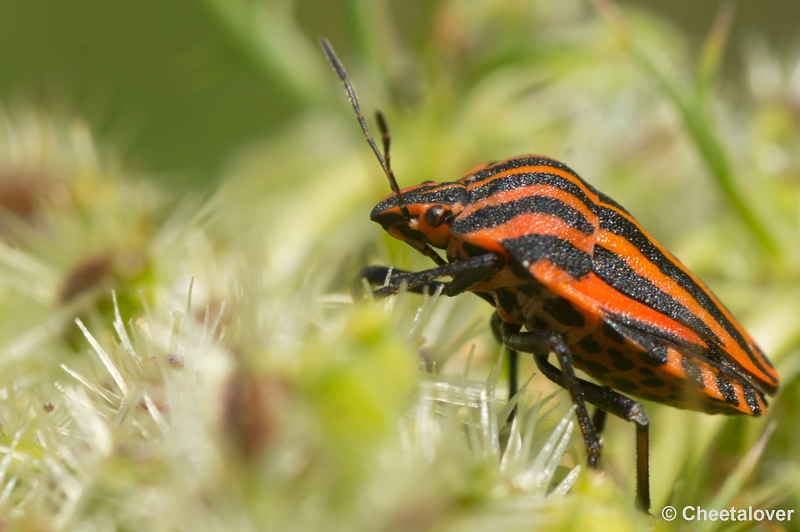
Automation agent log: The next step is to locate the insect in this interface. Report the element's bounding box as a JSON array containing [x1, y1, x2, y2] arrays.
[[319, 37, 779, 512]]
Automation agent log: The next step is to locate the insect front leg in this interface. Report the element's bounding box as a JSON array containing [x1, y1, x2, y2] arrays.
[[356, 266, 447, 299], [357, 254, 503, 300]]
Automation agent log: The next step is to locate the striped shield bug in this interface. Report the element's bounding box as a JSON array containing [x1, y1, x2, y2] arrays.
[[320, 37, 779, 512]]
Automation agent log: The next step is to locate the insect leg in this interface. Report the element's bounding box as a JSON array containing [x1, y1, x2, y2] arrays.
[[523, 345, 651, 512], [509, 350, 519, 406], [501, 330, 602, 470], [592, 408, 607, 434], [428, 254, 504, 297], [365, 254, 502, 298], [590, 407, 608, 466], [490, 311, 521, 414], [358, 266, 447, 297]]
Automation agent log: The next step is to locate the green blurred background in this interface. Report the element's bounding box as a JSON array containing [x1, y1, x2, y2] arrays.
[[1, 0, 800, 528], [0, 0, 797, 191]]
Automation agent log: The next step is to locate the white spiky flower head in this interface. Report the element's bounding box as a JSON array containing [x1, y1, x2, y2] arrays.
[[0, 258, 638, 532], [0, 107, 165, 382]]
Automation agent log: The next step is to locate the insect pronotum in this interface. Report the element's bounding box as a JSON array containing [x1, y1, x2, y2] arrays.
[[319, 36, 778, 512]]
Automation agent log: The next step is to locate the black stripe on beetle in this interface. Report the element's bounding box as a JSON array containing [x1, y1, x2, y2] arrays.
[[452, 195, 595, 235]]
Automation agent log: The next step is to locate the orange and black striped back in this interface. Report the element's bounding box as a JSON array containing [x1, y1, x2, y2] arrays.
[[322, 36, 777, 511], [451, 156, 776, 414]]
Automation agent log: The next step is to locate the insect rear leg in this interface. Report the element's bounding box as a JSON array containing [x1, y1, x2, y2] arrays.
[[501, 330, 603, 469], [589, 407, 608, 467], [592, 408, 607, 435], [504, 329, 650, 511], [531, 353, 649, 511]]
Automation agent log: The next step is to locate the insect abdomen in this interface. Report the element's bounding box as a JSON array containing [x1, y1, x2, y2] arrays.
[[570, 320, 767, 415]]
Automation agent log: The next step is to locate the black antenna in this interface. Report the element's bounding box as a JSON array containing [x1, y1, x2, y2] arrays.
[[375, 110, 391, 173], [319, 37, 411, 221]]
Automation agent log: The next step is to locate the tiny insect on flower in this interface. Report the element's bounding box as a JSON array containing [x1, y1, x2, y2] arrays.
[[319, 36, 779, 512]]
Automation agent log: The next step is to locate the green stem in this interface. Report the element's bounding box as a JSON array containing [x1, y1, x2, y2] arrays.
[[591, 0, 777, 255]]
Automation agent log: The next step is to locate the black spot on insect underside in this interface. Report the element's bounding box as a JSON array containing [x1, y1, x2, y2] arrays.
[[583, 360, 611, 375], [607, 348, 635, 371], [607, 348, 625, 360], [641, 393, 665, 403], [578, 335, 602, 354], [610, 378, 638, 392], [612, 358, 636, 372], [543, 297, 585, 327]]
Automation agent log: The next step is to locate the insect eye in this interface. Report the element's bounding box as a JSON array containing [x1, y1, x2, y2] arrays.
[[424, 205, 447, 228]]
